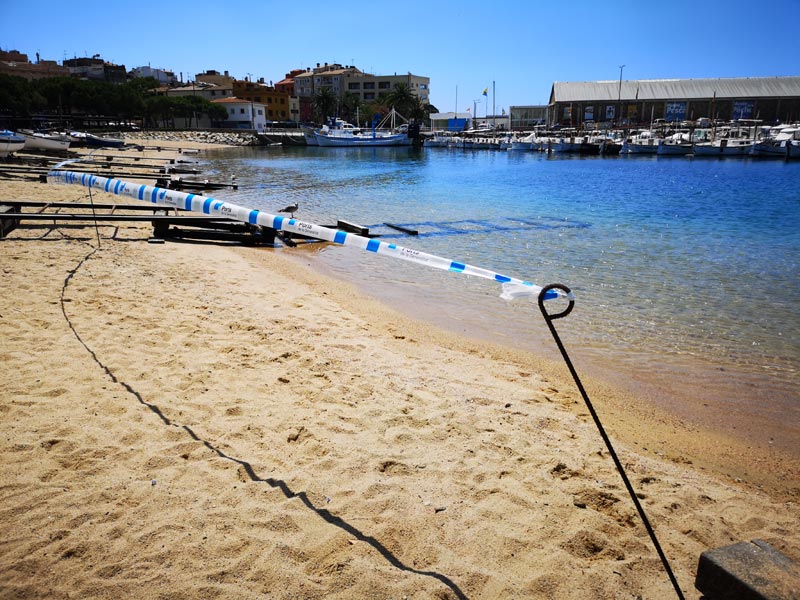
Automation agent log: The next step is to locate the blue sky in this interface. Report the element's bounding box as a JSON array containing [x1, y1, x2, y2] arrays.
[[2, 0, 798, 114]]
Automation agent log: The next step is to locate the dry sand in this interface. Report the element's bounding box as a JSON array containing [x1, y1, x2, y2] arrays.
[[1, 142, 798, 599]]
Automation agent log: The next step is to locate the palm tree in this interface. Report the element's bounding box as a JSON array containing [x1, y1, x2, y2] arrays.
[[381, 82, 417, 117], [313, 87, 337, 124]]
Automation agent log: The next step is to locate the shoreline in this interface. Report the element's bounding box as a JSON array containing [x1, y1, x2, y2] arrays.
[[1, 141, 798, 598], [286, 243, 799, 497], [5, 138, 798, 496]]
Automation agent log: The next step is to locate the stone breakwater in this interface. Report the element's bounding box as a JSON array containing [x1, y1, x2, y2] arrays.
[[126, 130, 261, 146]]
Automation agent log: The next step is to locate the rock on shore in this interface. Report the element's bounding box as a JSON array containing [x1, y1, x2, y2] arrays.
[[126, 130, 261, 146]]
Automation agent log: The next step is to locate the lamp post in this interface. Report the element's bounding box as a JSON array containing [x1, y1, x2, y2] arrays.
[[246, 73, 254, 130], [617, 64, 625, 128]]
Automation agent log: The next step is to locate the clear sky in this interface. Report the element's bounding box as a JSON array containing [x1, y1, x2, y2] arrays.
[[2, 0, 798, 114]]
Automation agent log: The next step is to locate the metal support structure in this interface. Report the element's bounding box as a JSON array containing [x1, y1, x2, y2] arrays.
[[537, 283, 685, 600]]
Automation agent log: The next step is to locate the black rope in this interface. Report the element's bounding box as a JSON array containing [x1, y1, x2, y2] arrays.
[[537, 283, 685, 600]]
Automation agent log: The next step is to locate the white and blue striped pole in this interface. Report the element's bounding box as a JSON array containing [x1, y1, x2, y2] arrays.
[[47, 169, 569, 302]]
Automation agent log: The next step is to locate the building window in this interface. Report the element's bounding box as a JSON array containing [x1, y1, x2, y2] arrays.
[[363, 82, 375, 90], [240, 108, 245, 114], [257, 109, 263, 115], [255, 96, 261, 102], [420, 84, 427, 90], [378, 81, 390, 89], [230, 108, 235, 114], [348, 82, 360, 90], [364, 92, 375, 100]]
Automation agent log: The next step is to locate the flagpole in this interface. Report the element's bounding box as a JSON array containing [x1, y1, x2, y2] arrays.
[[492, 80, 496, 130]]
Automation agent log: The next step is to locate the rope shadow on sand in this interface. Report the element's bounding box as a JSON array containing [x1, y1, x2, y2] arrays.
[[60, 248, 469, 600]]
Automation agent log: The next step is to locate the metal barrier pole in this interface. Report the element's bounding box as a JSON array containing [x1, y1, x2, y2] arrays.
[[537, 283, 685, 600]]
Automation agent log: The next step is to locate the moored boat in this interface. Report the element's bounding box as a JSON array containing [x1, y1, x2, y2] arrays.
[[314, 127, 410, 147], [692, 138, 753, 156], [657, 134, 693, 156], [622, 131, 659, 154], [551, 135, 582, 153], [750, 125, 799, 158], [0, 130, 26, 157]]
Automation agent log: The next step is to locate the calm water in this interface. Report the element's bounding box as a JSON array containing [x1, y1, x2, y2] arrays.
[[201, 145, 800, 451]]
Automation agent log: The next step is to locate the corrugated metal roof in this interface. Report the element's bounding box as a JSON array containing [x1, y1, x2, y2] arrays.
[[551, 77, 800, 103]]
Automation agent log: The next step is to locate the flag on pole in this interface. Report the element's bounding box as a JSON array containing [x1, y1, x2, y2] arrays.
[[482, 87, 488, 96]]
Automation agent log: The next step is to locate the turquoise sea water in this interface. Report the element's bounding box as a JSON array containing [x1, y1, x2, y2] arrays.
[[202, 146, 800, 451]]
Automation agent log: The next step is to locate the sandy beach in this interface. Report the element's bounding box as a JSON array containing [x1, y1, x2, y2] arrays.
[[1, 140, 798, 599]]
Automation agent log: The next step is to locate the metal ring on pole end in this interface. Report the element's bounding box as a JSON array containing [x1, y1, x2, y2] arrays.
[[538, 283, 574, 321]]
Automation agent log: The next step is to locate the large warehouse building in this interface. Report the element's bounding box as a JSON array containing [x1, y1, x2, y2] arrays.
[[548, 76, 800, 128]]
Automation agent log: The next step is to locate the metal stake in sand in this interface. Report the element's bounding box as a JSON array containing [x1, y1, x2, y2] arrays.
[[537, 283, 686, 600]]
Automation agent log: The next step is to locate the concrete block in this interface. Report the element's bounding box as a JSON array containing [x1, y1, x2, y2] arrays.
[[695, 539, 800, 599]]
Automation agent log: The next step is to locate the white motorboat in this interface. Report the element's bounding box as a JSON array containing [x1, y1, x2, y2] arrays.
[[0, 130, 25, 157]]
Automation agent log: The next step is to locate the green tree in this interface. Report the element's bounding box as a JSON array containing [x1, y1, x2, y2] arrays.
[[207, 102, 229, 126], [0, 74, 45, 115], [340, 91, 363, 126], [406, 95, 436, 124], [144, 95, 174, 128], [313, 87, 337, 124], [381, 82, 416, 117]]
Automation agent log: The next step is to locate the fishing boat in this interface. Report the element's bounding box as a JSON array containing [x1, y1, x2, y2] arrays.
[[85, 132, 126, 148], [20, 131, 71, 152], [550, 134, 582, 153], [750, 125, 800, 158], [693, 123, 757, 157], [0, 130, 26, 157], [313, 121, 411, 146], [657, 133, 693, 156], [425, 131, 457, 148], [692, 136, 753, 156], [509, 132, 539, 151], [622, 130, 659, 154]]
